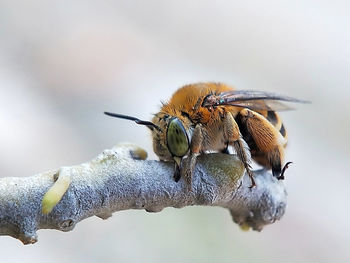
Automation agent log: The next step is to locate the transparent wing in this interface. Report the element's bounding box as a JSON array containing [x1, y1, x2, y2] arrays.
[[203, 90, 310, 111], [227, 99, 295, 111]]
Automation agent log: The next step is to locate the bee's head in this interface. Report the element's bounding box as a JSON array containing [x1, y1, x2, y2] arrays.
[[104, 111, 190, 162], [151, 113, 191, 161]]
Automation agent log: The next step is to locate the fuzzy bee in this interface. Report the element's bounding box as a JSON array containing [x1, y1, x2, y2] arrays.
[[105, 82, 309, 187], [42, 82, 308, 214]]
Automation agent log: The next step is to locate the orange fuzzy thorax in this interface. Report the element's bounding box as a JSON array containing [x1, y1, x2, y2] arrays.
[[160, 83, 238, 125]]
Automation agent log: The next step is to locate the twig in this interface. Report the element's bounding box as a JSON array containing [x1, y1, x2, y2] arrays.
[[0, 144, 287, 244]]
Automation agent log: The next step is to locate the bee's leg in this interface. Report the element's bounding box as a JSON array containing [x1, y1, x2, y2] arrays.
[[173, 157, 181, 182], [180, 124, 203, 186], [224, 112, 255, 187], [237, 108, 286, 179], [279, 161, 292, 180], [221, 144, 230, 154]]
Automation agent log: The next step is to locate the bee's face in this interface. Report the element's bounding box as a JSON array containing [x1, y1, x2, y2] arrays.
[[151, 113, 191, 161]]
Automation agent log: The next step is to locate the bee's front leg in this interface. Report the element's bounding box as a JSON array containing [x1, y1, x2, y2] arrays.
[[180, 124, 203, 187], [173, 158, 181, 182]]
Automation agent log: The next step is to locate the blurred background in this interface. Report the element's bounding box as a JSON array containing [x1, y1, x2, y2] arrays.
[[0, 0, 349, 262]]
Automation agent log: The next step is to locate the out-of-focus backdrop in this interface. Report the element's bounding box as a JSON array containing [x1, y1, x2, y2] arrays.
[[1, 1, 349, 262]]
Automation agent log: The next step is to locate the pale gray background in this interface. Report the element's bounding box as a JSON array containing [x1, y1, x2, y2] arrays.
[[0, 1, 349, 262]]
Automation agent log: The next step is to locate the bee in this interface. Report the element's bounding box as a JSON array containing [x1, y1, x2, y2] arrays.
[[105, 82, 308, 187]]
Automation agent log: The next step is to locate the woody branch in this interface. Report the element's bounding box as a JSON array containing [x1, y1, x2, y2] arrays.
[[0, 144, 287, 245]]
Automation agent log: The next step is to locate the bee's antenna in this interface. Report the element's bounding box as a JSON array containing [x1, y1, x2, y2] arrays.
[[104, 112, 160, 131]]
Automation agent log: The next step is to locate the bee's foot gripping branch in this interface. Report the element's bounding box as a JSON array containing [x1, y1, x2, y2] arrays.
[[0, 144, 287, 245]]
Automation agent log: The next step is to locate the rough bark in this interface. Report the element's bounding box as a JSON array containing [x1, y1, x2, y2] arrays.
[[0, 144, 287, 245]]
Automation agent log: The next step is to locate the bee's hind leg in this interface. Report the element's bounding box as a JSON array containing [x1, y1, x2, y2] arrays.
[[237, 108, 286, 180], [279, 161, 293, 180]]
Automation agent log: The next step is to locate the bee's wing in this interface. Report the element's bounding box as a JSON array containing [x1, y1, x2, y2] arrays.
[[211, 90, 310, 111], [226, 99, 294, 111]]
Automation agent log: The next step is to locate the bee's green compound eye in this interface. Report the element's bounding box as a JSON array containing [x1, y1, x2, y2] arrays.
[[166, 118, 189, 157]]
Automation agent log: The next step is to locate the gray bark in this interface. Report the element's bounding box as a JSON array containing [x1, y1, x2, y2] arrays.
[[0, 144, 287, 245]]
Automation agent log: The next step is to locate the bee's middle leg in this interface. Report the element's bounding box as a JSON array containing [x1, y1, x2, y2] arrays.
[[223, 112, 255, 187]]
